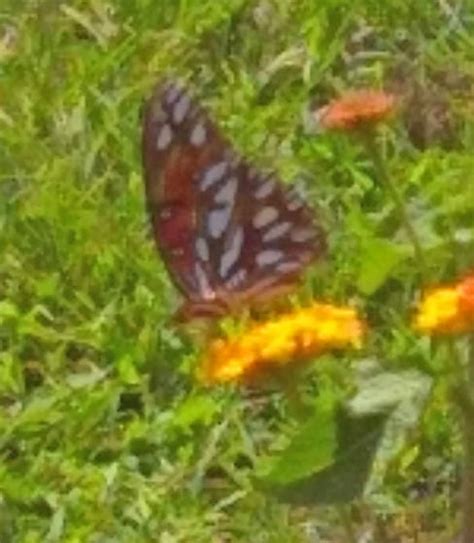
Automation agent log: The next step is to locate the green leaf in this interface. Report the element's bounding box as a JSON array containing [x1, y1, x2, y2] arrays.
[[45, 505, 65, 542], [349, 363, 432, 418], [116, 354, 140, 385], [262, 402, 338, 486], [173, 393, 219, 429], [272, 408, 389, 505], [356, 237, 406, 295], [66, 366, 107, 389], [0, 301, 18, 321], [348, 363, 433, 492], [261, 364, 431, 506]]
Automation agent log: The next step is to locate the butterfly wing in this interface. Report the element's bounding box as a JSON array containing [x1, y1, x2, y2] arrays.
[[142, 81, 325, 320], [142, 81, 223, 301]]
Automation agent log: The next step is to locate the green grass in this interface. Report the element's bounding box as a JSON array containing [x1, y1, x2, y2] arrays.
[[1, 1, 474, 541]]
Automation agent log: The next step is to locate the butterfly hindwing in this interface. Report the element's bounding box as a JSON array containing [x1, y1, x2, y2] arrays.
[[142, 81, 325, 319], [195, 161, 323, 295]]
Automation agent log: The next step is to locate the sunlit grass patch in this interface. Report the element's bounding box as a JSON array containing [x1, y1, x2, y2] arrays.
[[0, 0, 473, 541]]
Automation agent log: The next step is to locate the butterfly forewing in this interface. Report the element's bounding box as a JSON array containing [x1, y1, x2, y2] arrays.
[[142, 82, 220, 298], [142, 80, 325, 320]]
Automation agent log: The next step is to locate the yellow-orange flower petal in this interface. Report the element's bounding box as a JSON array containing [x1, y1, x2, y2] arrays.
[[414, 272, 474, 335], [199, 303, 365, 384], [315, 90, 396, 131], [459, 275, 474, 314]]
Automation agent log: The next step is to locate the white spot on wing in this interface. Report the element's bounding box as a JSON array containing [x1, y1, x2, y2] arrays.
[[159, 207, 172, 220], [226, 268, 247, 289], [195, 262, 214, 299], [208, 206, 232, 238], [200, 161, 228, 191], [214, 177, 238, 206], [276, 261, 301, 274], [156, 123, 173, 150], [219, 227, 244, 278], [253, 206, 279, 229], [152, 100, 166, 122], [164, 85, 179, 105], [173, 94, 190, 124], [286, 184, 306, 211], [263, 221, 291, 242], [288, 199, 304, 211], [256, 250, 284, 267], [291, 228, 315, 243], [255, 178, 276, 200], [195, 237, 210, 262], [189, 121, 207, 147]]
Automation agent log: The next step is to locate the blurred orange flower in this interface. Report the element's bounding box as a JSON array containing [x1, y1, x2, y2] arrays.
[[199, 303, 365, 384], [414, 273, 474, 335], [315, 90, 396, 131], [459, 276, 474, 314]]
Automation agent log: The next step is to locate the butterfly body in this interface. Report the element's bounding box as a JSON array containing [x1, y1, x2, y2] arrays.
[[142, 81, 326, 322]]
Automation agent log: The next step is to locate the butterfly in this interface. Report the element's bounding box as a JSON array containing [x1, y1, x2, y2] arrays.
[[141, 80, 326, 322]]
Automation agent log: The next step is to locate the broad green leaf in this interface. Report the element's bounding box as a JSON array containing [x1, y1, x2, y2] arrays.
[[261, 402, 337, 486], [272, 408, 388, 505], [116, 354, 141, 385], [348, 364, 432, 418], [66, 366, 107, 389], [356, 237, 406, 295], [0, 301, 18, 321], [264, 366, 432, 506], [173, 394, 219, 429], [348, 363, 433, 493]]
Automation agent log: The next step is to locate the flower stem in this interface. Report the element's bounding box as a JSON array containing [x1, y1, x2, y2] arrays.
[[450, 336, 474, 543], [362, 131, 428, 281], [460, 336, 474, 543]]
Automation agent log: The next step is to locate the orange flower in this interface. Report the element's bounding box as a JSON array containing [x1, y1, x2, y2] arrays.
[[459, 275, 474, 314], [414, 273, 474, 335], [315, 90, 396, 131], [199, 303, 365, 384]]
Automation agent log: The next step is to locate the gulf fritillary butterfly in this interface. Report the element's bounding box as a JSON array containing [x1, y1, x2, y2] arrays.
[[142, 80, 326, 321]]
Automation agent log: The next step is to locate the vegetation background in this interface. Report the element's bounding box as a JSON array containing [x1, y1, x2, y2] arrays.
[[1, 0, 474, 541]]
